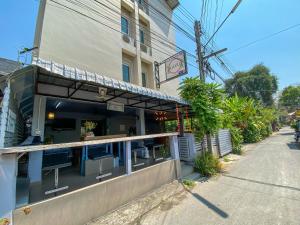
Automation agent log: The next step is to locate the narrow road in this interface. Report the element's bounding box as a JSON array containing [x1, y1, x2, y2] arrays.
[[143, 127, 300, 225]]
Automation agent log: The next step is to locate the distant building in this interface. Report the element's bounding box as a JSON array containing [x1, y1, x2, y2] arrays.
[[0, 57, 21, 77]]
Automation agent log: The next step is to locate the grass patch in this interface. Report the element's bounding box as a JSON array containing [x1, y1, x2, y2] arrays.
[[194, 152, 222, 177], [182, 179, 196, 189], [223, 156, 230, 162]]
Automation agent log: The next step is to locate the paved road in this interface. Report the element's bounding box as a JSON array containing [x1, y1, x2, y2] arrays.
[[143, 127, 300, 225]]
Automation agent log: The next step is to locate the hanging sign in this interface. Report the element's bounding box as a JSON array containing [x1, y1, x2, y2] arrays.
[[165, 51, 188, 81], [107, 101, 124, 112]]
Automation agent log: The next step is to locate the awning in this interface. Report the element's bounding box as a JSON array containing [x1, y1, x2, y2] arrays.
[[30, 58, 190, 114]]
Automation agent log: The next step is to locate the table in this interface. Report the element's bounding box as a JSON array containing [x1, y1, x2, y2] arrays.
[[43, 162, 72, 195]]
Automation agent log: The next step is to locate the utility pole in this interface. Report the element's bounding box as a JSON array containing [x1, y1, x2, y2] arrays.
[[194, 20, 205, 82]]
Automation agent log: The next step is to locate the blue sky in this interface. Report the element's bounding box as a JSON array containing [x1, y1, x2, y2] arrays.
[[0, 0, 299, 90]]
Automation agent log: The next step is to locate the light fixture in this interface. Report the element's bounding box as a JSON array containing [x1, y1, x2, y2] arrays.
[[48, 112, 55, 120], [55, 101, 62, 109]]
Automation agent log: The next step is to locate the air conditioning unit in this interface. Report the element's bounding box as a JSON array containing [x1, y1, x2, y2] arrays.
[[140, 43, 148, 53], [122, 34, 130, 43]]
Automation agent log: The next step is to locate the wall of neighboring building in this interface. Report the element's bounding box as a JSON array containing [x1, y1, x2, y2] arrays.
[[34, 0, 180, 96]]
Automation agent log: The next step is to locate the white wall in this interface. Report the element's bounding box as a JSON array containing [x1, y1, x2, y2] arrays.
[[34, 0, 180, 96]]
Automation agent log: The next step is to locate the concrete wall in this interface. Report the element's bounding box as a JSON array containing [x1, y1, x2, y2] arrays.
[[34, 0, 180, 96], [0, 154, 17, 219], [13, 160, 178, 225]]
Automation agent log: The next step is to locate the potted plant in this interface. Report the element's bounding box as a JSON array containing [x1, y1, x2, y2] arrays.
[[83, 121, 96, 138]]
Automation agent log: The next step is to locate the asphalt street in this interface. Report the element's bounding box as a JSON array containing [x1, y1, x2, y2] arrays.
[[142, 127, 300, 225]]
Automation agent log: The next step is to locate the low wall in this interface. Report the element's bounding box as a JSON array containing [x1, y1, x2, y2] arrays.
[[13, 160, 179, 225]]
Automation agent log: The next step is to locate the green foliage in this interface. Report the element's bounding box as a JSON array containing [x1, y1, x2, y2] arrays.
[[182, 179, 196, 189], [279, 85, 300, 112], [230, 127, 243, 155], [179, 77, 223, 138], [221, 95, 277, 144], [225, 64, 278, 106], [194, 152, 221, 177]]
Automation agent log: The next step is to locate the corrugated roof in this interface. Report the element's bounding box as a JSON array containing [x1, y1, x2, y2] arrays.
[[0, 57, 21, 76], [32, 57, 188, 105]]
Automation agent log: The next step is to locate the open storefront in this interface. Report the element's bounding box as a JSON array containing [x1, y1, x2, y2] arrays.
[[0, 58, 189, 218]]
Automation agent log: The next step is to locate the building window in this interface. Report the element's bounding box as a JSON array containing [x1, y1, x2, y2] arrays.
[[121, 16, 129, 35], [122, 64, 130, 82], [139, 29, 145, 44], [142, 72, 147, 87]]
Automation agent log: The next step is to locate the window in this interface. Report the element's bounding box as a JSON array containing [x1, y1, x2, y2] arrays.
[[121, 16, 129, 35], [122, 64, 130, 82], [138, 0, 144, 4], [142, 72, 147, 87], [139, 29, 145, 44]]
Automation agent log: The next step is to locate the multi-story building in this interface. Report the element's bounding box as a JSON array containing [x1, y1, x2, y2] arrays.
[[0, 1, 191, 224], [34, 0, 180, 96]]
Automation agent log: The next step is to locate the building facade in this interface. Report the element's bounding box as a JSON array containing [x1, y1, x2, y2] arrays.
[[34, 0, 180, 96]]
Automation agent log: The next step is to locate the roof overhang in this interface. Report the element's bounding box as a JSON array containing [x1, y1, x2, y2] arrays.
[[30, 58, 190, 114], [166, 0, 179, 10]]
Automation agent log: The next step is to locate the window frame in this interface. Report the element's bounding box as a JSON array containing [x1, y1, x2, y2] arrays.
[[142, 72, 147, 87], [121, 16, 129, 35], [122, 63, 131, 83], [139, 29, 145, 44]]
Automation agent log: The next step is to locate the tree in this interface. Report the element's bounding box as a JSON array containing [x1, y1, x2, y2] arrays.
[[279, 85, 300, 112], [225, 64, 278, 106], [179, 77, 223, 139]]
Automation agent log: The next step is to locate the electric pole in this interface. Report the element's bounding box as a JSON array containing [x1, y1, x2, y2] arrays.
[[194, 20, 205, 82]]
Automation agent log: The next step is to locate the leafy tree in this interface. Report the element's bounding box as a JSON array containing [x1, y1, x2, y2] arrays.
[[225, 64, 278, 106], [279, 85, 300, 112], [179, 77, 223, 139]]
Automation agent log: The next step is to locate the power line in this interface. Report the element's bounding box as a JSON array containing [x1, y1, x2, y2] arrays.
[[224, 23, 300, 55]]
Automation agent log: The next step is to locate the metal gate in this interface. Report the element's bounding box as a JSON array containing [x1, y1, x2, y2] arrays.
[[217, 129, 233, 156]]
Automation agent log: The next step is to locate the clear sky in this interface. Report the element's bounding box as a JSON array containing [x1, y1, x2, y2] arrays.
[[0, 0, 299, 90]]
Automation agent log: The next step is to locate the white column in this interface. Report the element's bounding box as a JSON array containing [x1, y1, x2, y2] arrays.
[[134, 0, 142, 86], [28, 95, 47, 183], [169, 135, 181, 179], [125, 141, 132, 175], [0, 81, 11, 148], [169, 136, 179, 160], [136, 109, 145, 135], [0, 154, 17, 218]]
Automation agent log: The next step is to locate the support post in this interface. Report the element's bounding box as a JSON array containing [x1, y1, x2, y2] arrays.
[[169, 136, 181, 179], [194, 20, 205, 82], [28, 95, 46, 183], [0, 154, 17, 218], [125, 141, 132, 175]]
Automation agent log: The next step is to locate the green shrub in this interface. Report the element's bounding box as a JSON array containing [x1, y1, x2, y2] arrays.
[[243, 123, 262, 143], [182, 179, 196, 189], [230, 127, 243, 155], [194, 152, 221, 177]]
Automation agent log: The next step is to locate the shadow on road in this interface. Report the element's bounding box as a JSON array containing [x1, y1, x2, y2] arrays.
[[187, 190, 229, 218], [223, 175, 300, 192], [287, 142, 300, 150], [279, 132, 294, 136]]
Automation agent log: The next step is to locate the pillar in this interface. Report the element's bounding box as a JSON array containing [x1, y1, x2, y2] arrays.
[[0, 154, 17, 218], [136, 109, 145, 135], [125, 141, 132, 175], [28, 95, 46, 183], [169, 135, 181, 179]]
